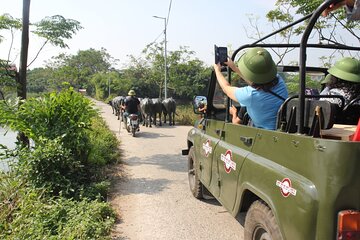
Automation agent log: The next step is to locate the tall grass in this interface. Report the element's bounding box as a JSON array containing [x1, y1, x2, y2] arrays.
[[176, 103, 199, 126]]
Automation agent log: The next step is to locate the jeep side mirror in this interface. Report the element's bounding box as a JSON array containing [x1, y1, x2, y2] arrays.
[[193, 96, 207, 114]]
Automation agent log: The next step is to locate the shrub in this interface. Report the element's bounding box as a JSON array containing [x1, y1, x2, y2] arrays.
[[87, 116, 120, 167], [2, 87, 97, 163], [0, 172, 115, 240], [14, 137, 82, 196], [0, 88, 120, 239]]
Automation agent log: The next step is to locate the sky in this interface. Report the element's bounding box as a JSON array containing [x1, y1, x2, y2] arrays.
[[0, 0, 278, 69]]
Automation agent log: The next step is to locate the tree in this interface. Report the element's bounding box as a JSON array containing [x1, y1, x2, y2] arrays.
[[29, 15, 82, 67], [0, 12, 82, 100], [268, 0, 360, 21], [127, 42, 210, 99], [266, 0, 359, 42], [168, 54, 211, 99], [49, 48, 117, 95], [141, 41, 168, 96], [90, 70, 131, 100], [0, 14, 22, 58], [18, 0, 30, 101], [27, 67, 53, 94], [0, 14, 22, 99], [122, 54, 156, 98]]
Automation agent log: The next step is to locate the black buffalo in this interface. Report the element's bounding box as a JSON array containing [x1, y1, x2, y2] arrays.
[[151, 98, 163, 126], [110, 96, 125, 120], [140, 98, 153, 127], [162, 97, 176, 126]]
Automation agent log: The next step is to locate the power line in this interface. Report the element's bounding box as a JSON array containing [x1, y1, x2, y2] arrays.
[[152, 31, 164, 45], [130, 1, 172, 65]]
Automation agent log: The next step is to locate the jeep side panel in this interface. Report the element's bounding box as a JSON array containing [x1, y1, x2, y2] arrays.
[[198, 119, 224, 193], [213, 123, 257, 211], [232, 128, 360, 239]]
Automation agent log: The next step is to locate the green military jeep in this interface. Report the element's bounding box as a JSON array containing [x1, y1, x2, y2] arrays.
[[182, 1, 360, 239]]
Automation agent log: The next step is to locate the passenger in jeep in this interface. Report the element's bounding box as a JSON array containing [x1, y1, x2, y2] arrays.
[[320, 57, 360, 106], [198, 99, 207, 113], [229, 105, 250, 125], [213, 47, 288, 130]]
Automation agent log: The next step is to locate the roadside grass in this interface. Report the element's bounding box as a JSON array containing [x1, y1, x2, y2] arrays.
[[0, 88, 120, 239], [176, 104, 198, 126]]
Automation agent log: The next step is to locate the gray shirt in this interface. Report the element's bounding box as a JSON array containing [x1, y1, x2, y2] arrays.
[[321, 86, 360, 106], [345, 0, 360, 20]]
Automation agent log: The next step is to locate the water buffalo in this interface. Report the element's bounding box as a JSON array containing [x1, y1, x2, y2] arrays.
[[109, 100, 115, 114], [151, 98, 163, 126], [140, 98, 153, 127], [162, 97, 176, 126], [111, 96, 125, 120]]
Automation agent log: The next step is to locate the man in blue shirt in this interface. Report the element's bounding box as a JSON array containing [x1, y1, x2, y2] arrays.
[[213, 47, 288, 130]]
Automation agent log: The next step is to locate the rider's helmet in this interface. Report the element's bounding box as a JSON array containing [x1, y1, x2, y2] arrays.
[[128, 89, 136, 96], [328, 57, 360, 83], [237, 47, 277, 84]]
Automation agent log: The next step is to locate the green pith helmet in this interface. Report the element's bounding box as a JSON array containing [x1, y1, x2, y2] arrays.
[[328, 57, 360, 83], [238, 47, 277, 84], [128, 89, 136, 96]]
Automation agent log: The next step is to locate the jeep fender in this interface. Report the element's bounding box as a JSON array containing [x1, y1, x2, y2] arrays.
[[233, 154, 319, 240]]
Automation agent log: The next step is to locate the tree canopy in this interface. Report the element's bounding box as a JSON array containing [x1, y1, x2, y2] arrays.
[[0, 12, 82, 99]]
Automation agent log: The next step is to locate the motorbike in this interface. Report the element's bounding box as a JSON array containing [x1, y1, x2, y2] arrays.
[[126, 113, 140, 137]]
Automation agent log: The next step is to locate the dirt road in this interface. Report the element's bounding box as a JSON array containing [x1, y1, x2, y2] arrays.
[[94, 99, 244, 240]]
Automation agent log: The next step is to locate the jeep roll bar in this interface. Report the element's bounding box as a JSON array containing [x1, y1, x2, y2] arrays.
[[228, 0, 360, 134]]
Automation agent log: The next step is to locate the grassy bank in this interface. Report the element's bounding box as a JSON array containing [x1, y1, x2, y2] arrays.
[[0, 88, 120, 239]]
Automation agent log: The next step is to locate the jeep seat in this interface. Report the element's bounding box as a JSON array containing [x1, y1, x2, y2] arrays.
[[277, 98, 337, 137]]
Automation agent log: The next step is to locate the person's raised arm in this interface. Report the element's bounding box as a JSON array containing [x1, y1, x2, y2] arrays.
[[213, 63, 238, 102], [322, 1, 347, 17]]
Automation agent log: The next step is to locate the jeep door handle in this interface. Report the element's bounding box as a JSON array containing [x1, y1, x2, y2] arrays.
[[215, 129, 224, 137], [240, 136, 253, 146]]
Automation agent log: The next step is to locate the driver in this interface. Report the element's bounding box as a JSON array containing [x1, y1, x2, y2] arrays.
[[122, 89, 140, 122], [198, 99, 207, 113]]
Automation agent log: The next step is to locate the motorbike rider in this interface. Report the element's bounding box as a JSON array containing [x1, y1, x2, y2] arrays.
[[122, 89, 141, 130]]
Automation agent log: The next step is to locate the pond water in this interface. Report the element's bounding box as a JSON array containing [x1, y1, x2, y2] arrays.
[[0, 127, 17, 172]]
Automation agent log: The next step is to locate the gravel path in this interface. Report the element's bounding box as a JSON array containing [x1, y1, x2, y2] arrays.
[[93, 99, 244, 240]]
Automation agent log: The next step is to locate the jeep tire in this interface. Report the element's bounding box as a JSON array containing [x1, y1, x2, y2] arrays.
[[244, 200, 283, 240], [188, 146, 203, 199]]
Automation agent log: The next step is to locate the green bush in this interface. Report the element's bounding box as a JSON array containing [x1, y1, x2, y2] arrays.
[[0, 88, 121, 239], [2, 87, 97, 163], [88, 116, 120, 167], [4, 118, 119, 199], [0, 172, 115, 240], [0, 88, 118, 197], [14, 137, 82, 196]]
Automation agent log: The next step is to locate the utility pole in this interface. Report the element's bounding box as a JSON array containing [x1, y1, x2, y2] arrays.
[[153, 16, 167, 99], [108, 78, 111, 97]]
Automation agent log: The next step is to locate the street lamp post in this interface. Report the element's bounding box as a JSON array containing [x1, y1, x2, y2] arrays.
[[108, 78, 111, 97], [153, 16, 167, 99]]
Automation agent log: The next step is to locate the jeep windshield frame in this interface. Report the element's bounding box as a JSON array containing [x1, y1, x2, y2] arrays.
[[229, 0, 360, 134]]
